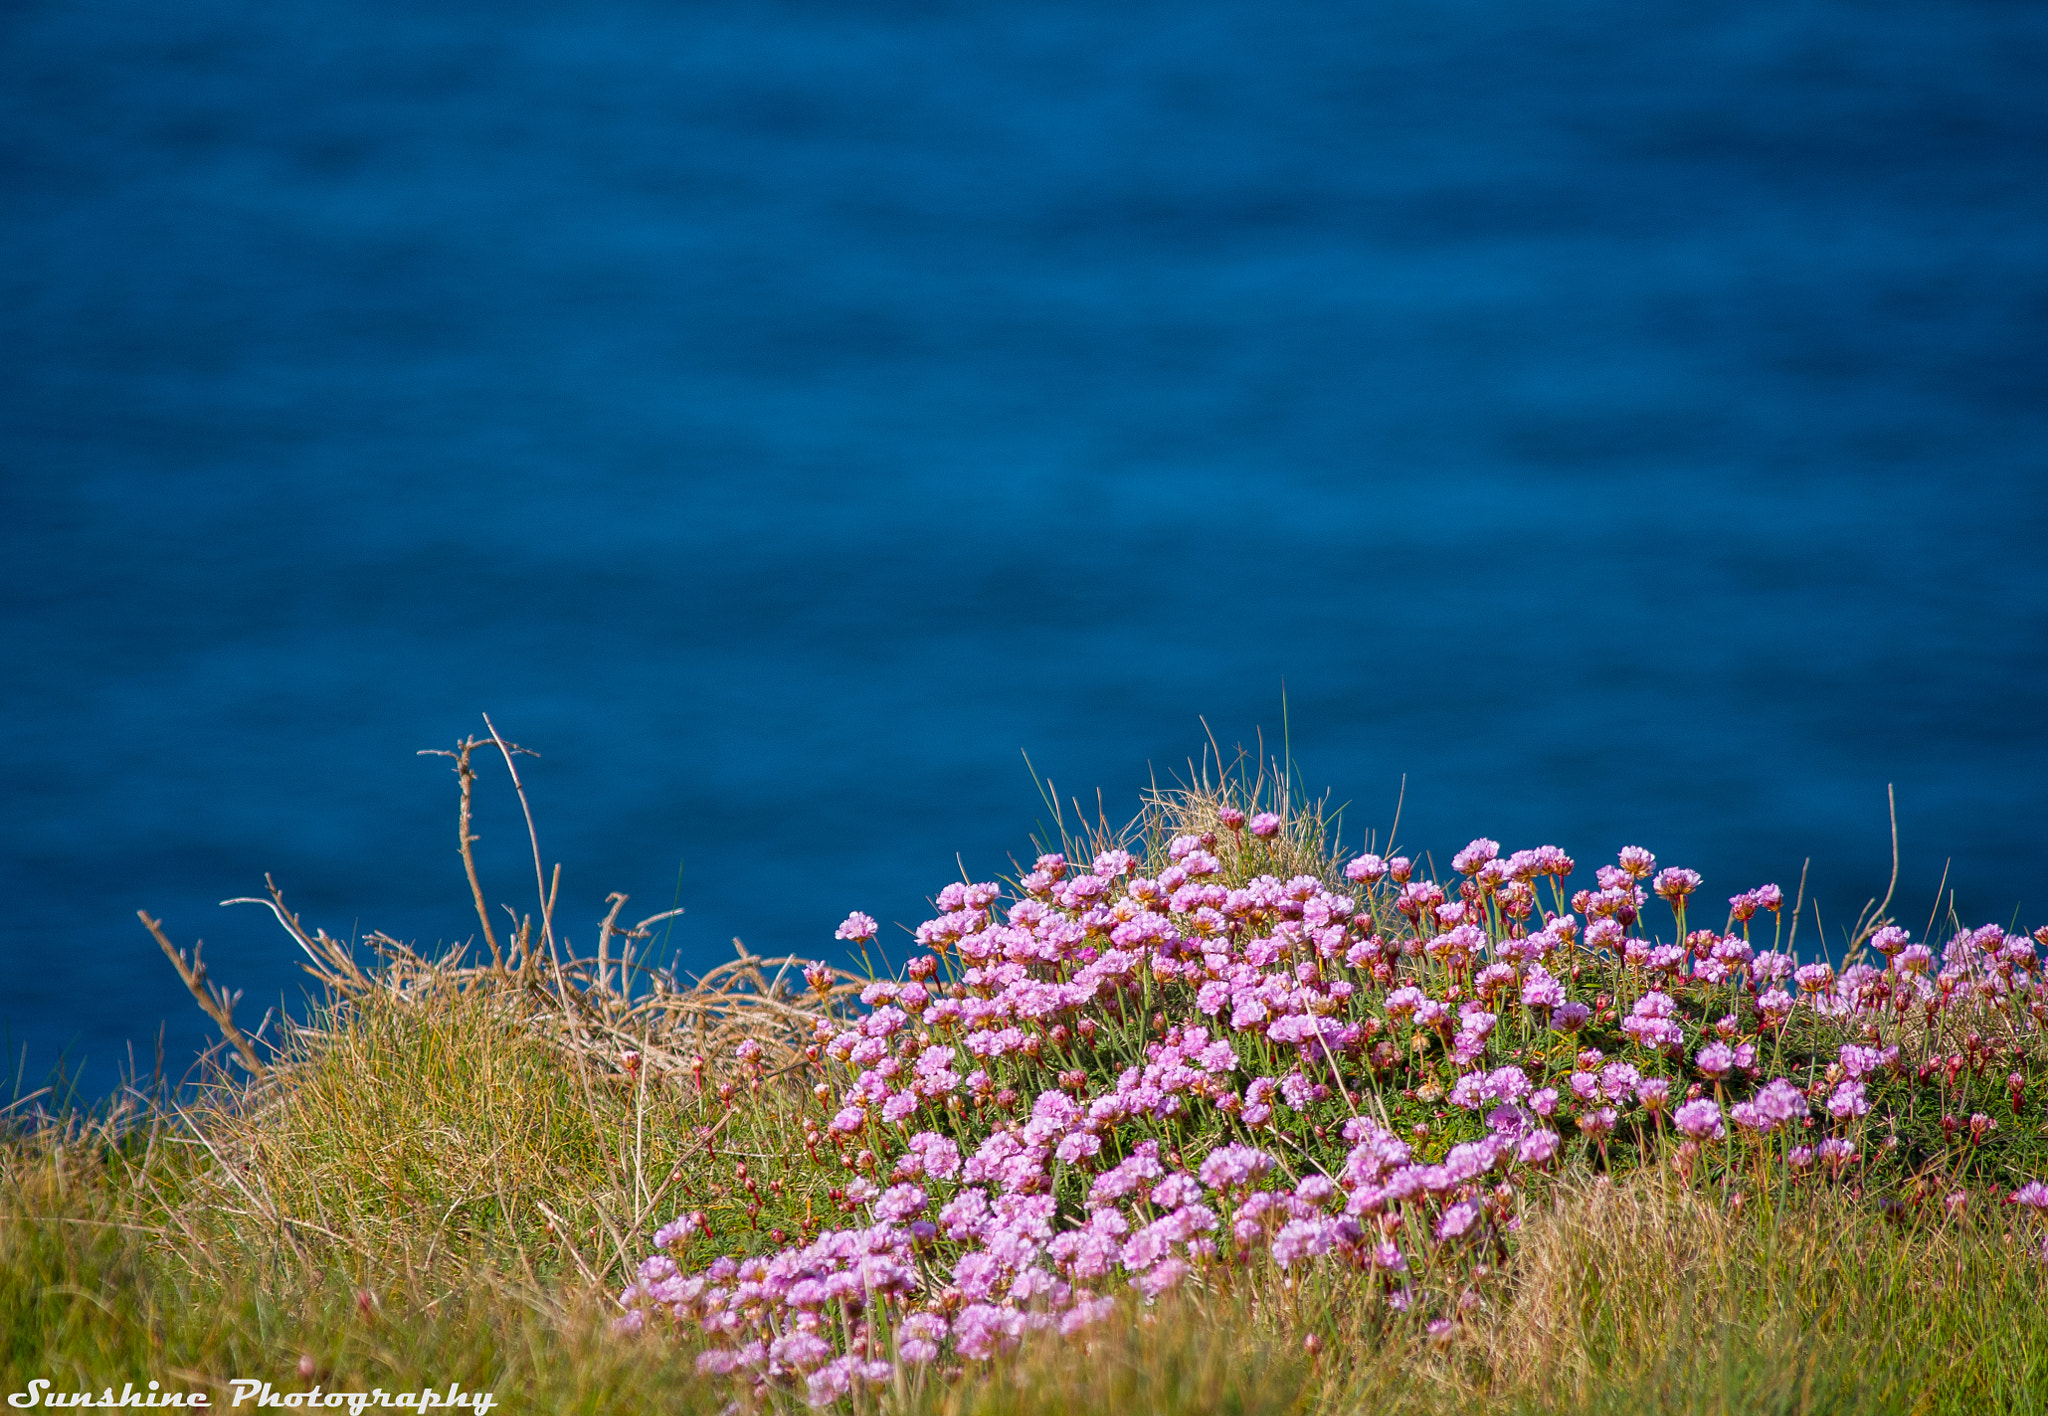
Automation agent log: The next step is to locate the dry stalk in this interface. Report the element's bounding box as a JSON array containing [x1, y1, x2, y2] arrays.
[[147, 719, 866, 1099], [138, 912, 266, 1078], [417, 736, 503, 970]]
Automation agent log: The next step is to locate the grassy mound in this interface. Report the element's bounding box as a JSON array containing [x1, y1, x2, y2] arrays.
[[8, 741, 2048, 1413]]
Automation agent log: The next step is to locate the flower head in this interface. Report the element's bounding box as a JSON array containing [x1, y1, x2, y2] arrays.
[[1452, 839, 1501, 875], [1653, 868, 1702, 902], [1673, 1098, 1725, 1140], [1693, 1041, 1736, 1081]]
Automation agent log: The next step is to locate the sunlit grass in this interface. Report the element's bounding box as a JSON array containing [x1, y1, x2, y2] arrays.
[[8, 739, 2048, 1412]]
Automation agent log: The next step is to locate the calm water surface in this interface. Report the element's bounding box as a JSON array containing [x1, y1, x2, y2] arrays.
[[3, 0, 2046, 1091]]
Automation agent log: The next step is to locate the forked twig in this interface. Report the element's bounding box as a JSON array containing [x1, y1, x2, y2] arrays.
[[417, 736, 503, 969]]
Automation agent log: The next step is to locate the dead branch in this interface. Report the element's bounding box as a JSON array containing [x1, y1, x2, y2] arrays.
[[138, 912, 266, 1078]]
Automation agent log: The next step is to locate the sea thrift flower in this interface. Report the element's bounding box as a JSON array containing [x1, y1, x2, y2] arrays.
[[1435, 1200, 1484, 1242], [654, 1211, 708, 1248], [1522, 969, 1566, 1011], [1755, 1078, 1809, 1127], [1816, 1138, 1857, 1173], [1653, 868, 1702, 903], [1552, 1001, 1592, 1031], [1794, 962, 1835, 992], [835, 911, 879, 942], [1055, 1132, 1101, 1164], [1345, 853, 1388, 883], [1694, 1041, 1736, 1081], [1249, 812, 1282, 838], [617, 809, 2048, 1404], [1199, 1143, 1275, 1189], [1674, 1098, 1725, 1140], [1827, 1080, 1870, 1120], [1452, 839, 1500, 875]]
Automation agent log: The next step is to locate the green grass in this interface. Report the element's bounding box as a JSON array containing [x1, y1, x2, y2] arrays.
[[9, 971, 2048, 1413], [10, 747, 2048, 1412]]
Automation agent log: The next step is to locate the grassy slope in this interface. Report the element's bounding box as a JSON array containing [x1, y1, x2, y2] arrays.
[[9, 759, 2048, 1413], [7, 978, 2047, 1415]]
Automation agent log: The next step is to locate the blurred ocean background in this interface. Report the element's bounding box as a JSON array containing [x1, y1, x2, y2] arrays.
[[3, 0, 2046, 1094]]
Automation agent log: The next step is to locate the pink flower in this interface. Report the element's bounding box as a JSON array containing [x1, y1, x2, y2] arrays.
[[1055, 1132, 1101, 1165], [1673, 1098, 1725, 1140], [2013, 1182, 2048, 1211], [1272, 1217, 1336, 1266], [1344, 854, 1388, 883], [835, 911, 879, 942], [1452, 839, 1500, 875], [1652, 867, 1702, 902], [1435, 1200, 1484, 1242], [654, 1211, 707, 1248], [1198, 1143, 1275, 1189], [1217, 807, 1247, 829], [1755, 1078, 1808, 1126], [1521, 970, 1566, 1010], [1249, 812, 1282, 839], [1617, 846, 1657, 879], [1693, 1041, 1736, 1081], [899, 1312, 948, 1362], [1551, 1001, 1592, 1031], [1793, 962, 1835, 992]]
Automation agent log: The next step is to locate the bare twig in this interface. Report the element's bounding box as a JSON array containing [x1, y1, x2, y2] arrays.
[[138, 912, 266, 1077], [481, 712, 558, 967], [1786, 858, 1811, 960], [418, 737, 503, 970]]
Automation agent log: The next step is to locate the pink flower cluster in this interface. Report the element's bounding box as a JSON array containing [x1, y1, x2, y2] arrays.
[[617, 830, 2043, 1405]]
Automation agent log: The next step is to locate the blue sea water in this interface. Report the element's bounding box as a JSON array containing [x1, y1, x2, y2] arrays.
[[3, 0, 2046, 1094]]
